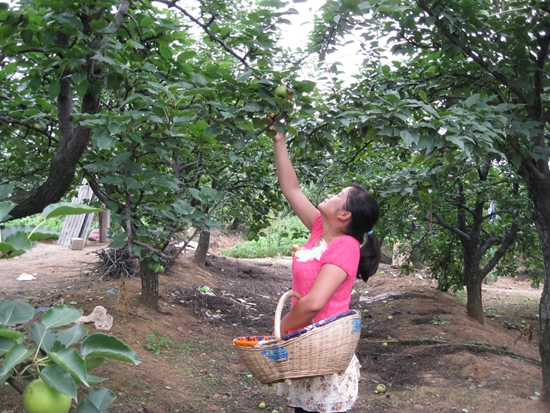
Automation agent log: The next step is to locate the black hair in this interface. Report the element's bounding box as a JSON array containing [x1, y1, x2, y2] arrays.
[[344, 184, 381, 282]]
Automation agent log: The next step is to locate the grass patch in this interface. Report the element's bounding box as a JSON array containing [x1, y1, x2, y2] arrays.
[[222, 216, 309, 258]]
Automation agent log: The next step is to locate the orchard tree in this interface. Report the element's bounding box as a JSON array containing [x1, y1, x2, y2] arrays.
[[0, 0, 321, 308], [305, 0, 550, 401]]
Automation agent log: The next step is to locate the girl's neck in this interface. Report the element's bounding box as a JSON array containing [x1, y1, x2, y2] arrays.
[[320, 216, 346, 243]]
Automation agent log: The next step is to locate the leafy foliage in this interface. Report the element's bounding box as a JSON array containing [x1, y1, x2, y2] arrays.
[[0, 301, 140, 411]]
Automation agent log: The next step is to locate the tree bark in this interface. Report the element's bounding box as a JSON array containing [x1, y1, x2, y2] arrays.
[[465, 273, 484, 324], [194, 229, 210, 267], [463, 245, 485, 324], [8, 85, 100, 219], [526, 176, 550, 402], [140, 263, 159, 309]]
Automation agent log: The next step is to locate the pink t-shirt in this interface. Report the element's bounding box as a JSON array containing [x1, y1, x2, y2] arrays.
[[291, 215, 360, 325]]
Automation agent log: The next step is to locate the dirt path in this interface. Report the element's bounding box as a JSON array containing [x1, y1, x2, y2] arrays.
[[0, 241, 547, 413]]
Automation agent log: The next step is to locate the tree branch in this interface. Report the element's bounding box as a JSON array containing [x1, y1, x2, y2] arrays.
[[432, 211, 471, 241], [481, 221, 519, 276], [415, 0, 528, 104], [156, 0, 251, 70]]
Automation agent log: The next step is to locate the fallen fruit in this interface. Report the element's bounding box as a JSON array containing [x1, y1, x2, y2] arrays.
[[387, 315, 393, 320], [247, 374, 253, 379], [274, 85, 288, 98], [259, 401, 266, 409], [376, 383, 386, 393], [22, 378, 72, 413], [382, 342, 388, 347]]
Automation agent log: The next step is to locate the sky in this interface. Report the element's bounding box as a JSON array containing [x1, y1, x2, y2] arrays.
[[4, 0, 366, 81], [280, 1, 365, 80]]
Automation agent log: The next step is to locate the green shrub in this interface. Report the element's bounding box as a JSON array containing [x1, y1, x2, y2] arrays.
[[4, 214, 65, 233], [222, 216, 309, 258]]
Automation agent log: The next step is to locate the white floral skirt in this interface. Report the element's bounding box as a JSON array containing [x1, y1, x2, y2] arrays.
[[277, 355, 361, 413]]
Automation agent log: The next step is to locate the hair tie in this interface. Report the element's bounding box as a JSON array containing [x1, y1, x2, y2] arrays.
[[367, 229, 374, 235]]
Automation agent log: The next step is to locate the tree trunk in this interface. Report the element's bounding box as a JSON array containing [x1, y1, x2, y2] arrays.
[[528, 179, 550, 402], [8, 87, 100, 219], [463, 245, 485, 324], [194, 230, 210, 267], [229, 217, 240, 231], [465, 273, 484, 324], [140, 263, 158, 309]]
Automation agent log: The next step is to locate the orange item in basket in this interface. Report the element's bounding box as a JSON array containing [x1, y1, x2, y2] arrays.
[[233, 335, 274, 347]]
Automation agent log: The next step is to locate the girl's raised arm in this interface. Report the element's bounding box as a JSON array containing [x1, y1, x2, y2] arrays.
[[272, 123, 318, 230]]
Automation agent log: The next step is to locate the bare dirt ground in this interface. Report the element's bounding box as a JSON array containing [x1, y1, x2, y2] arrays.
[[0, 236, 548, 413]]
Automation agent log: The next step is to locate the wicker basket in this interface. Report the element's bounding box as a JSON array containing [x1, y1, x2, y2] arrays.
[[233, 291, 362, 385]]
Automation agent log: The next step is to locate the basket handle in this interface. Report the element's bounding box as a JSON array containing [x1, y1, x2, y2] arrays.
[[273, 291, 303, 339]]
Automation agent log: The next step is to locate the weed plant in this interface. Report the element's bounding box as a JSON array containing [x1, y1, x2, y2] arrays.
[[144, 332, 173, 355], [222, 216, 309, 258]]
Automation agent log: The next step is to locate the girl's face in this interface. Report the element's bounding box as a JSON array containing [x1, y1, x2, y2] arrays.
[[318, 187, 352, 215]]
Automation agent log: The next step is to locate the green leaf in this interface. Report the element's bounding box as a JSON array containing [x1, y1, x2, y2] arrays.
[[42, 305, 83, 329], [94, 131, 117, 149], [1, 225, 59, 241], [81, 333, 141, 365], [29, 323, 58, 352], [55, 12, 84, 31], [464, 94, 480, 107], [0, 301, 34, 325], [125, 39, 144, 49], [85, 357, 104, 370], [0, 243, 24, 258], [0, 201, 15, 222], [57, 324, 89, 348], [75, 398, 101, 413], [0, 336, 16, 357], [49, 80, 61, 100], [0, 326, 22, 340], [42, 203, 103, 220], [159, 42, 173, 60], [86, 374, 107, 385], [20, 29, 33, 45], [49, 348, 89, 386], [0, 343, 34, 377], [107, 238, 126, 249], [88, 387, 116, 412], [390, 195, 402, 207], [40, 364, 78, 400], [125, 177, 143, 190], [108, 121, 126, 135], [4, 232, 32, 252]]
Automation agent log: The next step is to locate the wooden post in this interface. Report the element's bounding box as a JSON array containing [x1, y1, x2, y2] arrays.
[[99, 208, 110, 243]]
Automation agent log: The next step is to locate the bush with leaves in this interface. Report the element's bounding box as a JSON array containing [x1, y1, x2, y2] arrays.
[[0, 301, 141, 412], [0, 184, 141, 411]]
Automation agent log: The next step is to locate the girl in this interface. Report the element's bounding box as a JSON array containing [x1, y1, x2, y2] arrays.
[[271, 119, 381, 413]]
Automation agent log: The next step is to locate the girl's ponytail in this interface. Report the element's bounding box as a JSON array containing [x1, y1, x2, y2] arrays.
[[357, 231, 381, 282], [344, 185, 381, 282]]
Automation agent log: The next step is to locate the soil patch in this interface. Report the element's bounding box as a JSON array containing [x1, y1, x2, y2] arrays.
[[0, 237, 547, 413]]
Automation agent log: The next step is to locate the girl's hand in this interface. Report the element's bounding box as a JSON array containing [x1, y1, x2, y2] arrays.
[[267, 114, 286, 143]]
